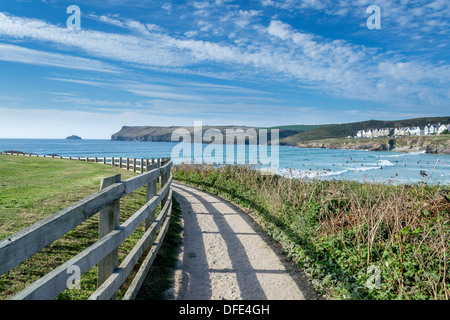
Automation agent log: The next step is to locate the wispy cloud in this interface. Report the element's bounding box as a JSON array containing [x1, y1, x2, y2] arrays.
[[1, 0, 449, 126], [0, 43, 119, 73], [0, 12, 189, 67]]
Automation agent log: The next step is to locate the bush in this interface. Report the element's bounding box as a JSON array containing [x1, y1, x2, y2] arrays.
[[172, 164, 450, 300]]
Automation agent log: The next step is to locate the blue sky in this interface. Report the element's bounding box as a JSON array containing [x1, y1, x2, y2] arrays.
[[0, 0, 449, 139]]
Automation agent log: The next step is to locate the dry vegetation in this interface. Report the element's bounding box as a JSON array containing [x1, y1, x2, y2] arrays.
[[172, 164, 450, 300]]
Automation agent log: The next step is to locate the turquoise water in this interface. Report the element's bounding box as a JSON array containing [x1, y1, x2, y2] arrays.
[[1, 139, 449, 185]]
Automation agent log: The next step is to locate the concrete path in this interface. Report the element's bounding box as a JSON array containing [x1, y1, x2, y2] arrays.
[[170, 182, 320, 300]]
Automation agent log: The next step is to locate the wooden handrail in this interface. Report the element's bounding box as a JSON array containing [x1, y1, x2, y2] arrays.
[[0, 153, 173, 300]]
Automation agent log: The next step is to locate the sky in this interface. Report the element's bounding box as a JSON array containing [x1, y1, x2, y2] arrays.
[[0, 0, 449, 139]]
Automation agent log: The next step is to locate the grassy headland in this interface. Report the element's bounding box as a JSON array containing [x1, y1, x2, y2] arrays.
[[172, 164, 450, 300], [0, 155, 181, 300], [110, 116, 450, 144], [290, 135, 450, 154], [110, 117, 450, 154]]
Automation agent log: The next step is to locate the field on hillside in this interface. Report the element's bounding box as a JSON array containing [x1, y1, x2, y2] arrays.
[[0, 155, 177, 300]]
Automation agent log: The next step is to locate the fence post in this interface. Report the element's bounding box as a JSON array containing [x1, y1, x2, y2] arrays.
[[119, 157, 122, 169], [165, 159, 171, 206], [145, 176, 157, 231], [156, 158, 161, 183], [97, 174, 121, 299], [160, 159, 170, 209]]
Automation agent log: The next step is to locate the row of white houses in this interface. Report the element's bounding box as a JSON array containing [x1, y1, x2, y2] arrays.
[[356, 123, 449, 138]]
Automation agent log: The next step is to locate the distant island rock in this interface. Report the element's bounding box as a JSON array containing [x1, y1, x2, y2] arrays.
[[66, 135, 82, 140]]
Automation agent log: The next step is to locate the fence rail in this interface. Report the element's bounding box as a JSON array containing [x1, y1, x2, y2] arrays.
[[0, 152, 163, 173], [0, 152, 173, 300]]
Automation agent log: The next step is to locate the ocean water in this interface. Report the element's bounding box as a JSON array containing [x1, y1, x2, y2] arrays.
[[1, 139, 449, 185]]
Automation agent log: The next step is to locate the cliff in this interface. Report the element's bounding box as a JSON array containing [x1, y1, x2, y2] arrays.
[[111, 125, 261, 142], [294, 136, 450, 154]]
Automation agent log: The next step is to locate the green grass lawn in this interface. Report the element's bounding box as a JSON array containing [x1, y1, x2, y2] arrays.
[[0, 155, 139, 240], [0, 155, 180, 300]]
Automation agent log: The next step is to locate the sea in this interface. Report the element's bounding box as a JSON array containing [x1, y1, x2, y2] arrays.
[[1, 139, 450, 185]]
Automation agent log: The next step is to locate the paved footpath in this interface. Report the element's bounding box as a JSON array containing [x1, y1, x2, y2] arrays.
[[170, 181, 320, 300]]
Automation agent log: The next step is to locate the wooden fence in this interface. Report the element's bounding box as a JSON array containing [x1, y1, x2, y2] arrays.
[[0, 153, 173, 300], [0, 152, 164, 174]]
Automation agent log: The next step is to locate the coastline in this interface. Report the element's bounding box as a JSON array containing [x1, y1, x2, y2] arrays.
[[288, 135, 450, 155]]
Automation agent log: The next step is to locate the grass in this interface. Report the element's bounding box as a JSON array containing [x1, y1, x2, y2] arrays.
[[172, 164, 450, 300], [134, 197, 183, 300], [0, 155, 179, 300]]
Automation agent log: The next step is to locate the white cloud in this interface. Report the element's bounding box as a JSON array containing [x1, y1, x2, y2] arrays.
[[0, 10, 448, 110], [267, 0, 450, 33], [0, 43, 118, 73], [96, 15, 125, 28], [162, 2, 173, 12], [0, 12, 189, 67]]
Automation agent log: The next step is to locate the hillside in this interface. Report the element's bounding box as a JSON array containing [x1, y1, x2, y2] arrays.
[[111, 125, 257, 142], [111, 117, 450, 147], [111, 125, 307, 143], [279, 117, 450, 144]]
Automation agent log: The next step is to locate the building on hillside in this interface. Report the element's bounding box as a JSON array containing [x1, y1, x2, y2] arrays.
[[370, 129, 379, 137], [437, 124, 449, 135], [394, 127, 410, 136], [424, 124, 439, 135], [420, 126, 426, 135], [377, 128, 394, 137], [356, 128, 394, 138], [363, 129, 373, 138], [355, 123, 449, 138], [409, 126, 421, 136]]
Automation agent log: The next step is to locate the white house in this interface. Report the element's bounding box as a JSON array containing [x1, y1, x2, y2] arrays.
[[394, 127, 410, 136], [420, 126, 426, 136], [368, 128, 393, 137], [379, 128, 394, 137], [355, 123, 447, 139], [409, 126, 421, 136], [424, 124, 439, 135], [437, 124, 448, 135]]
